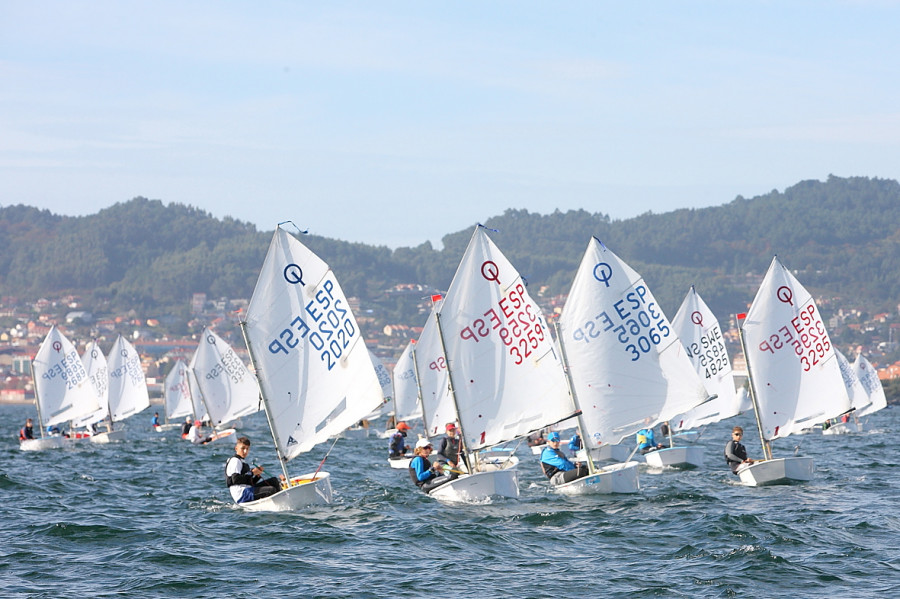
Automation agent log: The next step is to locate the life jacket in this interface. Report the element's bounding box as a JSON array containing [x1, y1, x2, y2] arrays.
[[636, 429, 652, 448], [389, 431, 406, 456], [19, 427, 28, 440], [408, 456, 432, 487], [540, 447, 569, 480], [225, 455, 258, 487]]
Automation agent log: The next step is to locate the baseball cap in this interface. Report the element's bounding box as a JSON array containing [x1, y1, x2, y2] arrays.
[[396, 422, 411, 431], [445, 423, 457, 431], [547, 432, 561, 442], [415, 438, 433, 450]]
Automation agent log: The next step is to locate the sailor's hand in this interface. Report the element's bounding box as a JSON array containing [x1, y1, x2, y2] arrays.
[[251, 466, 264, 476]]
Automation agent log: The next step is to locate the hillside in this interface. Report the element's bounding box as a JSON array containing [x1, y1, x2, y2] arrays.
[[1, 175, 899, 326]]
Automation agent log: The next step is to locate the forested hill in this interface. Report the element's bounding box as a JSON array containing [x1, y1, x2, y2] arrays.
[[1, 175, 899, 322]]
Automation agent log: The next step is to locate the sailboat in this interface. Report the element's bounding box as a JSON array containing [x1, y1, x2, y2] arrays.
[[100, 334, 151, 443], [189, 327, 259, 442], [662, 286, 745, 466], [385, 340, 421, 469], [555, 238, 708, 490], [736, 256, 851, 486], [822, 349, 869, 435], [852, 353, 888, 424], [21, 326, 101, 451], [163, 358, 195, 425], [238, 224, 384, 511], [340, 350, 392, 439], [420, 225, 578, 503]]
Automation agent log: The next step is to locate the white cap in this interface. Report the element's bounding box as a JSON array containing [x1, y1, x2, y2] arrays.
[[415, 438, 433, 450]]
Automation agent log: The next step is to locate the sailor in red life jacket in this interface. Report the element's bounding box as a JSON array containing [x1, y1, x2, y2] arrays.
[[19, 418, 34, 440]]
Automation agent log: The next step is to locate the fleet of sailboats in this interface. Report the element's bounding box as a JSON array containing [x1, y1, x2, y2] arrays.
[[15, 228, 892, 504]]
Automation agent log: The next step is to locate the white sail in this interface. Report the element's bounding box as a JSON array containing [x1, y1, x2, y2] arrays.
[[853, 353, 887, 418], [669, 286, 742, 431], [740, 257, 850, 440], [72, 341, 109, 429], [364, 350, 393, 419], [107, 335, 151, 422], [557, 238, 709, 447], [191, 327, 261, 427], [242, 226, 384, 460], [436, 226, 575, 451], [32, 326, 100, 427], [164, 359, 195, 421], [835, 349, 869, 414], [392, 340, 422, 422], [414, 303, 458, 438]]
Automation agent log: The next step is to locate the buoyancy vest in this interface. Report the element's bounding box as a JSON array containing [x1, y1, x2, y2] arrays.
[[225, 455, 258, 487], [540, 448, 569, 479], [408, 456, 432, 487]]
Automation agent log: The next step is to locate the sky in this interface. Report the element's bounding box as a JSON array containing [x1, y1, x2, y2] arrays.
[[2, 1, 899, 249]]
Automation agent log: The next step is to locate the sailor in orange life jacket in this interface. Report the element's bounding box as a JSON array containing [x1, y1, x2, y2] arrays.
[[19, 418, 35, 440]]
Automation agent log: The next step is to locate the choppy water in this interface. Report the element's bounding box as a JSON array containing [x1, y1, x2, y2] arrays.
[[3, 403, 898, 598]]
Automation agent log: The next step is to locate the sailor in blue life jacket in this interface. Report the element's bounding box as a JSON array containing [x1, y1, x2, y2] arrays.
[[47, 424, 61, 436], [636, 426, 666, 454], [540, 432, 589, 485], [225, 436, 285, 504], [19, 418, 34, 440], [389, 421, 412, 459], [568, 432, 582, 457], [151, 412, 160, 427], [408, 437, 457, 493]]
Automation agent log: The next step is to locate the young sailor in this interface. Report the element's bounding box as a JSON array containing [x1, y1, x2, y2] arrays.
[[408, 438, 457, 493], [724, 426, 755, 474], [540, 431, 589, 485], [388, 421, 412, 459], [224, 436, 284, 504], [19, 418, 34, 440]]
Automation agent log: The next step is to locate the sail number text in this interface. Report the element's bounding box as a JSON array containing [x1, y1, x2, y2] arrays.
[[42, 350, 89, 390], [755, 303, 831, 371], [458, 283, 545, 365], [266, 278, 357, 371], [685, 326, 729, 378], [569, 284, 671, 362], [203, 347, 248, 385]]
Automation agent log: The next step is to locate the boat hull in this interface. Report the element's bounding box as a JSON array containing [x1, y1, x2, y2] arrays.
[[822, 421, 860, 435], [643, 446, 704, 469], [90, 430, 127, 444], [553, 461, 641, 495], [19, 437, 66, 451], [238, 472, 333, 512], [428, 468, 519, 503], [388, 456, 413, 469], [737, 457, 814, 486], [208, 429, 236, 444]]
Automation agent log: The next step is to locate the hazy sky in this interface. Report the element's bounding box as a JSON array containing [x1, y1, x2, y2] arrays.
[[2, 1, 898, 248]]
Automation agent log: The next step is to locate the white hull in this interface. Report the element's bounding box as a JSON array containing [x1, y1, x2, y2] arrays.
[[238, 472, 333, 512], [552, 462, 641, 495], [90, 430, 127, 444], [19, 437, 66, 451], [208, 428, 236, 444], [737, 457, 814, 486], [388, 456, 413, 469], [823, 421, 860, 435], [428, 468, 519, 503], [338, 427, 371, 439], [154, 423, 181, 432], [643, 446, 704, 469], [475, 455, 519, 472], [530, 444, 545, 455]]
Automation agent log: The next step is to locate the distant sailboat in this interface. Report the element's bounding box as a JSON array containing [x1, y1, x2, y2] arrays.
[[190, 327, 259, 442], [21, 326, 100, 451], [101, 335, 151, 443], [853, 353, 888, 422], [664, 286, 744, 460], [71, 341, 109, 438], [736, 256, 851, 485], [238, 224, 384, 511], [391, 340, 422, 424], [823, 349, 869, 435]]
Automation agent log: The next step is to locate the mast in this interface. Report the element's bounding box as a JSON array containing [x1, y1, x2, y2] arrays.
[[434, 311, 474, 471], [29, 358, 47, 439], [736, 313, 771, 461], [239, 320, 291, 482], [554, 322, 595, 475]]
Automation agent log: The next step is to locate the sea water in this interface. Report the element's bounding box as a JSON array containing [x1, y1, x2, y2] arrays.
[[2, 403, 898, 598]]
